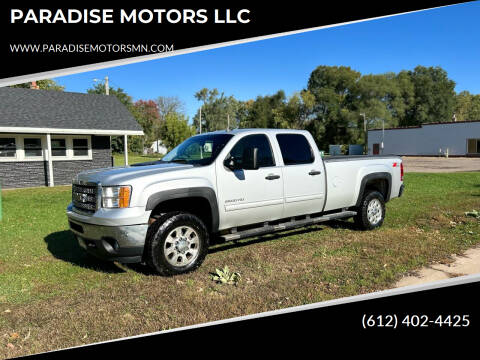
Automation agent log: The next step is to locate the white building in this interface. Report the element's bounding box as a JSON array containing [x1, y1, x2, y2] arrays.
[[368, 120, 480, 156], [149, 140, 168, 155]]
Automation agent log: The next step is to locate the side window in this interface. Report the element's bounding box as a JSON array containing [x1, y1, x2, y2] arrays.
[[229, 134, 275, 168], [51, 138, 67, 157], [24, 138, 43, 157], [0, 138, 16, 158], [73, 138, 89, 156], [276, 134, 314, 165]]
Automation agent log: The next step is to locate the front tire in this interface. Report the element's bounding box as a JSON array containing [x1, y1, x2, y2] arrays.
[[354, 190, 386, 230], [144, 212, 209, 276]]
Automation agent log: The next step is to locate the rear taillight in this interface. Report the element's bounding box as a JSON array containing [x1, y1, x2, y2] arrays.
[[400, 162, 404, 181]]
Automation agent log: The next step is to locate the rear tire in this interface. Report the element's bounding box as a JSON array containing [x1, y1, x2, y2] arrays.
[[354, 190, 386, 230], [144, 212, 209, 276]]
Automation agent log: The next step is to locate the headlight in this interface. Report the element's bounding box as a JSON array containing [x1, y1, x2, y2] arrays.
[[102, 186, 131, 208]]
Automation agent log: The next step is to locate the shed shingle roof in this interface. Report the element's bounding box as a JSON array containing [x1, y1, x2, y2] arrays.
[[0, 87, 143, 134]]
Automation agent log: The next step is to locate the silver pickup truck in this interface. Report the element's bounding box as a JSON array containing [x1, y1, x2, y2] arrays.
[[67, 129, 404, 275]]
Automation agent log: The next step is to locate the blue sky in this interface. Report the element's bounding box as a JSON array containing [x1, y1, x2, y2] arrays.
[[54, 2, 480, 121]]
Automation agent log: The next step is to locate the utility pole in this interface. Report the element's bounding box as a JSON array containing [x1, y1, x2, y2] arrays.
[[227, 114, 230, 131], [199, 105, 202, 134], [360, 113, 367, 154], [94, 76, 117, 165], [381, 119, 385, 154], [93, 76, 109, 95], [105, 76, 109, 95]]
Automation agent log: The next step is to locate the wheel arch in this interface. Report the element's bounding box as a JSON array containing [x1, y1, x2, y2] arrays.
[[146, 187, 219, 233], [355, 172, 392, 207]]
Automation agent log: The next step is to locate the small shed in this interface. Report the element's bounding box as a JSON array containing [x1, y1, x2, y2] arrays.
[[0, 87, 143, 188], [150, 140, 168, 155]]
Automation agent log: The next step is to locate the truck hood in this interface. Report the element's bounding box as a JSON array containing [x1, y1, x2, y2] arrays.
[[73, 162, 194, 185]]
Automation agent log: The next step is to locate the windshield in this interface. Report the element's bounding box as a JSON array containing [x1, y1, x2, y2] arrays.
[[162, 133, 234, 166]]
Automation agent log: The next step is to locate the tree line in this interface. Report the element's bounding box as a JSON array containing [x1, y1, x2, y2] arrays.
[[190, 65, 478, 151], [11, 64, 480, 152]]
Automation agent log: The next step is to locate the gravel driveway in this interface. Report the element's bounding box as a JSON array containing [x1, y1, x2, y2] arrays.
[[402, 156, 480, 173]]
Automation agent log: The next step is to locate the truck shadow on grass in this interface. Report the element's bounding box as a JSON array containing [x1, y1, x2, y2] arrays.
[[125, 226, 335, 276], [127, 222, 358, 276], [44, 220, 358, 276], [208, 220, 357, 254], [44, 231, 126, 274]]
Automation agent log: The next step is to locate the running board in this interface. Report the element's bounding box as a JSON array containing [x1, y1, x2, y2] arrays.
[[220, 210, 357, 242]]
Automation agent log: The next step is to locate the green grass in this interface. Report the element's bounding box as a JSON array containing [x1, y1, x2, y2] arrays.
[[113, 152, 163, 167], [0, 172, 479, 357]]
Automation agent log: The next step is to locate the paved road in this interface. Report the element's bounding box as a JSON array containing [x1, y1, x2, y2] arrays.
[[402, 156, 480, 173]]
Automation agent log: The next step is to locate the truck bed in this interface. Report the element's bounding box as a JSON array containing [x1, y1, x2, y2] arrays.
[[323, 155, 400, 162], [322, 154, 402, 212]]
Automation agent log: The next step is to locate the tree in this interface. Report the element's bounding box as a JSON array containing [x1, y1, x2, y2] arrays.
[[455, 91, 472, 122], [402, 65, 456, 126], [10, 79, 64, 91], [159, 112, 195, 151], [371, 71, 416, 128], [455, 91, 480, 121], [87, 84, 135, 153], [242, 90, 287, 129], [156, 96, 185, 120], [306, 65, 361, 150], [130, 100, 160, 153], [352, 74, 394, 130], [194, 88, 218, 132], [236, 100, 253, 128], [193, 88, 239, 132], [87, 83, 133, 108], [349, 72, 415, 136], [267, 91, 315, 130], [131, 100, 159, 142], [469, 95, 480, 120], [152, 96, 186, 151]]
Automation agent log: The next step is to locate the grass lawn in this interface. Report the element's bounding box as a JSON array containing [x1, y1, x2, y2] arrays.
[[113, 153, 163, 167], [1, 172, 479, 357]]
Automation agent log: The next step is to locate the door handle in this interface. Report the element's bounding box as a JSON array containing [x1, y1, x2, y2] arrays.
[[309, 170, 321, 176], [265, 174, 280, 180]]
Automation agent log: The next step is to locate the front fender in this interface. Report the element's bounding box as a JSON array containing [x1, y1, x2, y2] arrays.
[[141, 180, 219, 232]]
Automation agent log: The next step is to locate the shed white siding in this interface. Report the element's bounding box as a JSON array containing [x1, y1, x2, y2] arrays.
[[368, 121, 480, 156], [150, 140, 168, 155]]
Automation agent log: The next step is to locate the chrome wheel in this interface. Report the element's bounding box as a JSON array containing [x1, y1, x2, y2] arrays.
[[164, 226, 200, 267], [367, 198, 383, 225]]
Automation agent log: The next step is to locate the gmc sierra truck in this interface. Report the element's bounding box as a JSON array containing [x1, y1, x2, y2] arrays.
[[67, 129, 404, 275]]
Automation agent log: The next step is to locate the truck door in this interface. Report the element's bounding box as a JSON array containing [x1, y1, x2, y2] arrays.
[[216, 134, 284, 229], [276, 133, 326, 218]]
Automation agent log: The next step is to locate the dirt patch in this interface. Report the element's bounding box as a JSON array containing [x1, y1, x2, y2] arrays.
[[402, 156, 480, 173], [395, 246, 480, 287]]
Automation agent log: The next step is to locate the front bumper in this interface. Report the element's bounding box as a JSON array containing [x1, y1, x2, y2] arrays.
[[67, 206, 148, 263]]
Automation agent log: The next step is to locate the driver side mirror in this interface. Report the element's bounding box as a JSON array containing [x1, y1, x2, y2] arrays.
[[224, 156, 238, 171], [224, 147, 259, 171]]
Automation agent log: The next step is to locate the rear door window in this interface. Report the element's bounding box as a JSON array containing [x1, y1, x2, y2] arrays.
[[276, 134, 314, 165]]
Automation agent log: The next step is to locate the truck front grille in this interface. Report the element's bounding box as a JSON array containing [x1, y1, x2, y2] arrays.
[[72, 183, 98, 214]]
